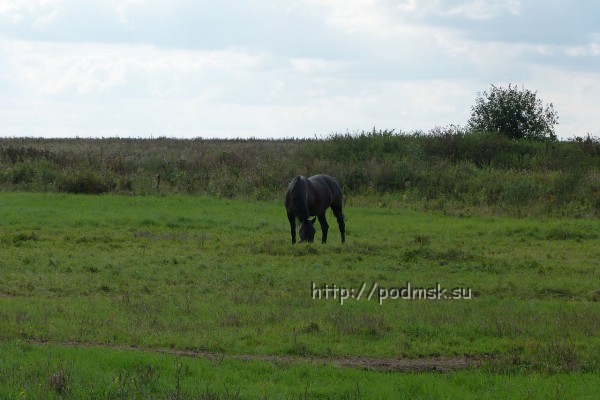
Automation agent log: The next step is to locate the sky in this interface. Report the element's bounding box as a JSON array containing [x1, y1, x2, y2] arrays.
[[0, 0, 599, 139]]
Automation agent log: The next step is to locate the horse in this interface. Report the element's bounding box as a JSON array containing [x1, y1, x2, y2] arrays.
[[284, 174, 346, 244]]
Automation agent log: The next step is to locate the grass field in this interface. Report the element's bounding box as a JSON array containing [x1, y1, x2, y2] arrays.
[[1, 192, 599, 398]]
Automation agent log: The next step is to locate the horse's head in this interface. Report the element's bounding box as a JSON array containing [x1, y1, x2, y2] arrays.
[[299, 217, 316, 243]]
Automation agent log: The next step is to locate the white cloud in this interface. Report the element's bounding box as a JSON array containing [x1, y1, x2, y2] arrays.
[[2, 39, 264, 97], [447, 0, 522, 20], [565, 42, 600, 58], [0, 33, 476, 138], [0, 0, 61, 26], [289, 58, 350, 75], [33, 7, 58, 26], [111, 0, 146, 27], [528, 66, 600, 137], [0, 1, 599, 138], [0, 0, 19, 15], [303, 0, 398, 35]]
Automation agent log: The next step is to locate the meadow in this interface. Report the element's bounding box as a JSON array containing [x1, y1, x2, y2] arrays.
[[1, 192, 599, 399], [1, 132, 599, 398]]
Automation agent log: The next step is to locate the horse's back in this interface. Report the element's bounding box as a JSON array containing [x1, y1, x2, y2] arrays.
[[307, 174, 343, 208]]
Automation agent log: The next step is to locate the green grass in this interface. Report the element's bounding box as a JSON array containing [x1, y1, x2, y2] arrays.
[[1, 192, 599, 398], [2, 341, 600, 399]]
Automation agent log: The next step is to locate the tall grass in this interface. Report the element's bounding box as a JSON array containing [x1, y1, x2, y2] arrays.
[[1, 130, 598, 216]]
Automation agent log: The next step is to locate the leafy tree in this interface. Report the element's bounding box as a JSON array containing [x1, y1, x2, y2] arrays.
[[467, 84, 558, 140]]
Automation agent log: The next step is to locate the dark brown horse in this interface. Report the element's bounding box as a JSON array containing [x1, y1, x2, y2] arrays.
[[285, 174, 345, 244]]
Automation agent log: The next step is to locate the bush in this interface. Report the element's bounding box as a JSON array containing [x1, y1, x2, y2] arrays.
[[56, 171, 114, 194], [7, 163, 36, 184], [468, 84, 558, 141], [499, 174, 543, 207]]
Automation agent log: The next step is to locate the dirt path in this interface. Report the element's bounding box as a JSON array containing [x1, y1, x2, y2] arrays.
[[29, 339, 482, 373]]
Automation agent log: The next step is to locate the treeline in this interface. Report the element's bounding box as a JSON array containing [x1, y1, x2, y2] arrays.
[[1, 129, 599, 217]]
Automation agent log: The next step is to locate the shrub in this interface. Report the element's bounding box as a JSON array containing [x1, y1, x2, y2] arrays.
[[56, 171, 114, 194], [7, 163, 36, 184], [468, 84, 558, 141], [499, 175, 542, 207]]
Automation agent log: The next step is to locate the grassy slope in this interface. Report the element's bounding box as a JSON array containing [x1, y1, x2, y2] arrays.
[[1, 193, 599, 398]]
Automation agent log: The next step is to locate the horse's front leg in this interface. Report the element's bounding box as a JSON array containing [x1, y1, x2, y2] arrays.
[[287, 212, 297, 244], [317, 214, 329, 244]]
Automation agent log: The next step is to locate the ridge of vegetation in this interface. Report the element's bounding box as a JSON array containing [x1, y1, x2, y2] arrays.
[[1, 129, 598, 217]]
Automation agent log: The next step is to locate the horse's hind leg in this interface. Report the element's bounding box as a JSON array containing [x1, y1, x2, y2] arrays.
[[317, 214, 329, 244], [331, 205, 345, 243]]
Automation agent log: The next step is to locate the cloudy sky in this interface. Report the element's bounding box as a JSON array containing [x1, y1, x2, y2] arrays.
[[0, 0, 598, 139]]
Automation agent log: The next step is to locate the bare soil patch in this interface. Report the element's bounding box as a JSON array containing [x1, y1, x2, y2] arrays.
[[29, 339, 481, 373]]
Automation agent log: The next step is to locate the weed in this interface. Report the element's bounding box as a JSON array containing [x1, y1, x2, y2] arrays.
[[11, 232, 38, 243], [302, 322, 321, 334], [532, 340, 580, 372], [413, 234, 431, 246], [545, 227, 597, 241], [47, 370, 69, 396], [288, 342, 312, 357]]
